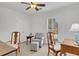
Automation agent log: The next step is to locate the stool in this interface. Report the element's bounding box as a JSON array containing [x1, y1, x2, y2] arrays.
[[30, 42, 39, 52]]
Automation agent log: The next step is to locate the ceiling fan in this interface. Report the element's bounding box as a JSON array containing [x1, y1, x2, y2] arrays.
[[21, 2, 46, 11]]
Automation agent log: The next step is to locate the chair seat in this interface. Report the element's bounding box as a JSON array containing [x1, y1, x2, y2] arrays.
[[7, 42, 18, 48], [54, 44, 61, 51], [50, 43, 61, 51]]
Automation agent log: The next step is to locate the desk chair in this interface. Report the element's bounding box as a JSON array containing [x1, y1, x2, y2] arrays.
[[47, 32, 61, 56], [7, 32, 20, 55]]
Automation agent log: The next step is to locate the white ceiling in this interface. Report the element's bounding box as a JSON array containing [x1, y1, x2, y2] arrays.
[[0, 2, 76, 14]]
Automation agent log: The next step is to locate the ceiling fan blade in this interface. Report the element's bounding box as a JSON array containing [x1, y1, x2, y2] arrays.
[[37, 4, 45, 7], [26, 6, 31, 10], [21, 2, 30, 5], [31, 2, 35, 5], [35, 7, 39, 11]]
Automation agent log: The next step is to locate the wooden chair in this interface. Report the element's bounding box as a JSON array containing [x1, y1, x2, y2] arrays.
[[47, 32, 61, 56], [7, 32, 20, 55]]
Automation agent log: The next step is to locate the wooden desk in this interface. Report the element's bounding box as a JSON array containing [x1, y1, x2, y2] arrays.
[[0, 41, 17, 56], [26, 36, 34, 44], [60, 39, 79, 56]]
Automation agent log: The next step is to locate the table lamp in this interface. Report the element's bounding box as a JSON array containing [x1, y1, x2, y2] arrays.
[[70, 23, 79, 46]]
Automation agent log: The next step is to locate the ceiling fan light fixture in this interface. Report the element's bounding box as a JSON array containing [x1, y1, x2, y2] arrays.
[[21, 2, 46, 11], [31, 5, 37, 8]]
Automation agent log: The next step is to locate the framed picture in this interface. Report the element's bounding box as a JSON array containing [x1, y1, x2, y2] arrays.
[[48, 18, 58, 33]]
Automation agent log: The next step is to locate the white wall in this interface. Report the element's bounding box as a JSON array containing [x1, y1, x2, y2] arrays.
[[31, 3, 79, 43], [0, 3, 79, 43], [0, 6, 31, 42]]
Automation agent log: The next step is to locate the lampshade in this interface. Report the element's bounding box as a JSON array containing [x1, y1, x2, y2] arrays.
[[70, 23, 79, 31], [70, 23, 79, 46]]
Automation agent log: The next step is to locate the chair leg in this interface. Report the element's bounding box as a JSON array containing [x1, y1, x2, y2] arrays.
[[17, 46, 20, 53], [16, 49, 18, 56], [55, 53, 57, 56], [18, 47, 20, 52], [48, 48, 50, 56], [64, 53, 67, 56], [16, 47, 20, 56], [60, 53, 66, 56], [55, 52, 58, 56], [55, 51, 60, 56], [48, 52, 49, 56], [60, 53, 62, 56]]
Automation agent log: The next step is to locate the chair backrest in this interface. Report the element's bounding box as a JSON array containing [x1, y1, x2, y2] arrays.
[[35, 33, 44, 39], [47, 32, 57, 46], [11, 32, 20, 44]]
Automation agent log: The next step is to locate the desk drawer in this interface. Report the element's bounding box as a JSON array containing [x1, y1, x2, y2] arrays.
[[61, 44, 79, 55]]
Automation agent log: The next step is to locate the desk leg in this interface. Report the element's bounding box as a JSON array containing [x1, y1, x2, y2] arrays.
[[26, 38, 28, 45], [30, 38, 31, 43]]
